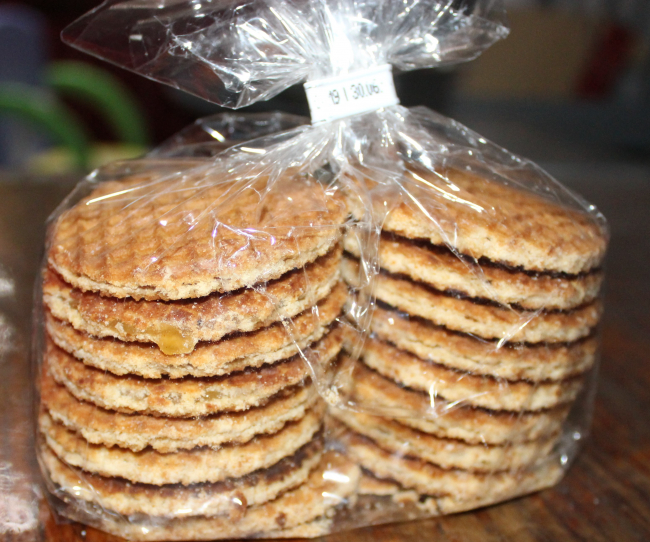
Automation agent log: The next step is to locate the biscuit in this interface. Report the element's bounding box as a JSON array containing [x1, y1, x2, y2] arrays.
[[49, 449, 359, 541], [360, 337, 583, 411], [44, 245, 342, 355], [338, 426, 563, 502], [45, 282, 346, 379], [363, 167, 607, 274], [330, 409, 557, 472], [370, 305, 597, 381], [350, 360, 568, 444], [344, 232, 603, 310], [42, 366, 318, 453], [357, 471, 408, 497], [48, 172, 347, 301], [342, 256, 601, 344], [258, 517, 334, 538], [356, 468, 561, 517], [45, 327, 342, 417], [40, 403, 324, 485], [40, 437, 323, 518]]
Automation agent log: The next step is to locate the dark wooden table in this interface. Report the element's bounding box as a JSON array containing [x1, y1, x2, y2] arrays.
[[1, 167, 649, 542]]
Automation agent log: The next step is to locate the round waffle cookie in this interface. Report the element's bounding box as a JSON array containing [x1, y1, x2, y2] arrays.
[[261, 518, 335, 539], [337, 424, 562, 504], [343, 233, 603, 310], [44, 245, 342, 355], [40, 437, 324, 518], [356, 467, 561, 518], [350, 359, 568, 445], [45, 281, 346, 379], [48, 171, 348, 301], [40, 403, 325, 486], [48, 449, 360, 541], [370, 305, 597, 382], [342, 256, 601, 344], [374, 167, 607, 275], [360, 337, 584, 411], [330, 409, 557, 472], [45, 326, 343, 417], [41, 366, 318, 453]]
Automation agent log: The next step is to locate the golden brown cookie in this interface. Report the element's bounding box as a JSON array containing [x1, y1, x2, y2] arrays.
[[45, 327, 342, 417], [344, 232, 603, 310], [39, 437, 323, 518], [259, 518, 334, 539], [48, 449, 359, 541], [356, 468, 561, 517], [361, 167, 607, 274], [338, 425, 562, 503], [41, 366, 318, 453], [45, 282, 346, 378], [360, 337, 583, 411], [39, 403, 325, 485], [330, 409, 557, 472], [342, 256, 601, 344], [350, 359, 568, 445], [48, 171, 347, 300], [44, 245, 342, 355], [370, 305, 597, 382]]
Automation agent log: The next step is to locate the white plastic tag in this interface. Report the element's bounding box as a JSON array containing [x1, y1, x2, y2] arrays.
[[304, 64, 399, 124]]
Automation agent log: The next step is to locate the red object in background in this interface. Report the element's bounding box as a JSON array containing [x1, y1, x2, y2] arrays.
[[576, 23, 637, 100]]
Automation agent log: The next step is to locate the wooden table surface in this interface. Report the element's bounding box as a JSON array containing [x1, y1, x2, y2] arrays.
[[1, 168, 649, 542]]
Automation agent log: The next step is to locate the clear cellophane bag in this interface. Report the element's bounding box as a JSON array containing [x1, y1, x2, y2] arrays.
[[33, 1, 607, 539]]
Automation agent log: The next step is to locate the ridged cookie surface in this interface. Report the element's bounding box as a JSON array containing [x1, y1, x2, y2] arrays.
[[361, 337, 583, 411], [42, 365, 318, 453], [330, 409, 557, 472], [343, 256, 601, 344], [44, 245, 341, 355], [49, 449, 359, 541], [45, 282, 346, 378], [45, 327, 342, 417], [349, 360, 568, 444], [48, 172, 347, 300], [40, 403, 324, 485], [356, 467, 561, 517], [370, 305, 597, 382], [374, 167, 607, 274], [40, 437, 323, 518], [338, 426, 562, 501], [344, 233, 603, 310]]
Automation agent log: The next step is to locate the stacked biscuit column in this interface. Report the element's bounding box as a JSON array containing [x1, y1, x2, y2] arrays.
[[37, 175, 358, 541], [334, 168, 607, 514]]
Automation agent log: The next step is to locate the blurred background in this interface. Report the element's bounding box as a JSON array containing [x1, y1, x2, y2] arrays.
[[0, 0, 648, 177]]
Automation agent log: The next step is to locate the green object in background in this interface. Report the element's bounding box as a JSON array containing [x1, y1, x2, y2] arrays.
[[28, 143, 145, 176], [48, 61, 150, 147], [0, 83, 89, 170], [0, 62, 150, 174]]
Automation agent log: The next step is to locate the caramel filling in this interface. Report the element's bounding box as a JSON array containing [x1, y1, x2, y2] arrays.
[[202, 389, 224, 402], [106, 319, 196, 355], [147, 324, 196, 355]]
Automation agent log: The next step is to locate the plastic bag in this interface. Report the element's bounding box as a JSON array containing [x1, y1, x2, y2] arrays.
[[35, 0, 608, 539]]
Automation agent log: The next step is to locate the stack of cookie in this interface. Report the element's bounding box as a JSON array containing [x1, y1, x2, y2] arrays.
[[38, 171, 359, 539], [336, 167, 607, 513]]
